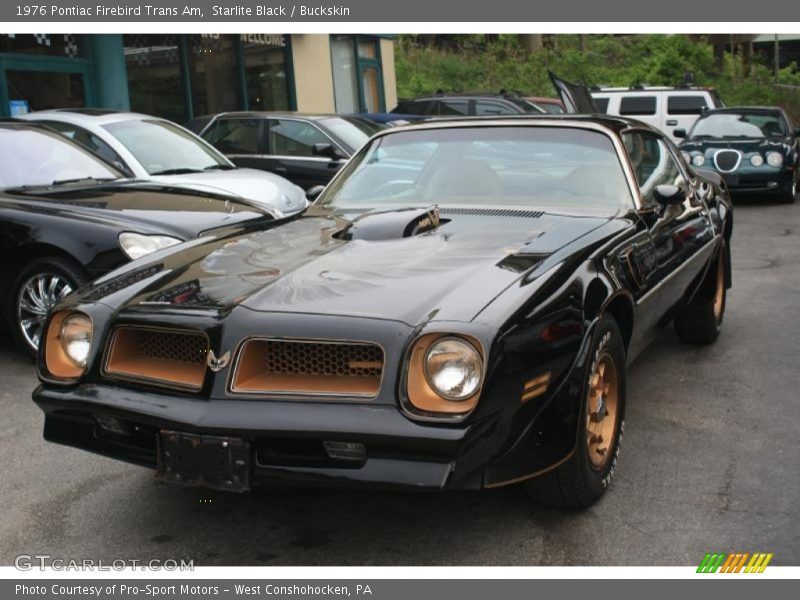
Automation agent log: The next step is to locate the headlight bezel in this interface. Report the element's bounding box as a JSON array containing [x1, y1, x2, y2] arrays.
[[766, 151, 784, 168], [43, 310, 93, 382], [118, 232, 182, 260], [750, 154, 765, 167], [691, 154, 706, 167], [403, 332, 485, 418]]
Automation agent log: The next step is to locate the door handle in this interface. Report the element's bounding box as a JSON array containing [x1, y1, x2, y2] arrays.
[[274, 167, 288, 175], [666, 119, 678, 126]]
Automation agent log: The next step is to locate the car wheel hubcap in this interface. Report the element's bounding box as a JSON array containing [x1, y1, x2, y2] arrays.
[[17, 273, 73, 351], [586, 351, 619, 470]]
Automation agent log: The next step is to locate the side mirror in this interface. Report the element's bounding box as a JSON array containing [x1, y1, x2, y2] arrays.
[[306, 185, 325, 202], [653, 184, 686, 207], [312, 143, 344, 160], [673, 128, 687, 139]]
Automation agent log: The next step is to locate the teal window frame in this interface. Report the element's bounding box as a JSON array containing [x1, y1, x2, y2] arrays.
[[330, 35, 386, 113], [0, 53, 95, 117]]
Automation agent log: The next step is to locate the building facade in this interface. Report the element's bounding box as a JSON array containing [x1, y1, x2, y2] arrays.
[[0, 34, 397, 122]]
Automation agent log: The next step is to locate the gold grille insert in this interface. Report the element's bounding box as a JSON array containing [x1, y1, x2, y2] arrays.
[[232, 339, 384, 397], [104, 327, 209, 390]]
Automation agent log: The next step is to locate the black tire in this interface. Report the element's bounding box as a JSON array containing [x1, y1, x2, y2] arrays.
[[7, 256, 87, 358], [779, 177, 796, 204], [524, 314, 626, 509], [674, 242, 726, 345]]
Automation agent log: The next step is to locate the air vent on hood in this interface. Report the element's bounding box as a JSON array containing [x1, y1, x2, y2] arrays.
[[439, 207, 545, 219]]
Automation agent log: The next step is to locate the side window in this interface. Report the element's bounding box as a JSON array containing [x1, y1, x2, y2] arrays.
[[41, 121, 128, 172], [395, 100, 430, 115], [622, 131, 685, 207], [203, 119, 261, 155], [593, 97, 610, 113], [667, 95, 708, 115], [474, 100, 516, 115], [437, 100, 469, 116], [619, 96, 657, 116], [269, 119, 331, 157]]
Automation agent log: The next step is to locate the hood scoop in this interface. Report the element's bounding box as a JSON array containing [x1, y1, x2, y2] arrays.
[[335, 206, 444, 241]]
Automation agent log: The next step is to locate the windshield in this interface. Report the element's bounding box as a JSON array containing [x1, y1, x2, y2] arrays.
[[689, 112, 787, 139], [319, 117, 376, 152], [103, 119, 230, 175], [0, 125, 121, 189], [319, 126, 633, 212]]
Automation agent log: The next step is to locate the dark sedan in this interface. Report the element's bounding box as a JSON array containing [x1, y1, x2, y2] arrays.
[[33, 115, 732, 509], [0, 121, 276, 355], [676, 106, 799, 203], [197, 112, 384, 189]]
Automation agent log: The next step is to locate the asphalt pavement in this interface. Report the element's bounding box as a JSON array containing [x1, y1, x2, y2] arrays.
[[1, 198, 798, 566]]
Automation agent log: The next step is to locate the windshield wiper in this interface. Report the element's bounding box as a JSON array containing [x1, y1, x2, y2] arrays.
[[203, 164, 236, 171], [150, 168, 203, 175], [50, 176, 118, 186]]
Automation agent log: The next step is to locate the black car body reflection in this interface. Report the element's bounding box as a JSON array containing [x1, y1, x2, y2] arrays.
[[33, 116, 733, 509]]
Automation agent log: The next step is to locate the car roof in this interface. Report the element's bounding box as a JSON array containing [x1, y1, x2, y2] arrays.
[[703, 106, 783, 114], [377, 114, 659, 135], [592, 86, 717, 93], [22, 110, 172, 126], [204, 112, 340, 121], [400, 93, 526, 102]]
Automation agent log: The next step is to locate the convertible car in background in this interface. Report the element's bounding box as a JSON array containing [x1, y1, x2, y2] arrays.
[[33, 115, 732, 509], [0, 120, 281, 355], [677, 106, 799, 203]]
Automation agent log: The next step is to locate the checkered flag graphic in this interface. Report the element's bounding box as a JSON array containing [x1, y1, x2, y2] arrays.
[[63, 35, 78, 58], [33, 34, 51, 47]]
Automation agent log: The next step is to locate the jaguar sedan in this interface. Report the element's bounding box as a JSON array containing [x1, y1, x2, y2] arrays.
[[33, 115, 732, 509], [676, 106, 799, 203]]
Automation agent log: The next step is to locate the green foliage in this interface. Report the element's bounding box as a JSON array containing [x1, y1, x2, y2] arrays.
[[395, 34, 800, 120]]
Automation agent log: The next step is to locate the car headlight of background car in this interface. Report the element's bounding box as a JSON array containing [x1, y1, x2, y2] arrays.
[[406, 333, 484, 415], [691, 154, 706, 167], [43, 311, 92, 381], [750, 154, 765, 167], [118, 232, 182, 260], [766, 152, 784, 167]]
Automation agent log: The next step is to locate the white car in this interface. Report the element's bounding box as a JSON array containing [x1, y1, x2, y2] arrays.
[[590, 86, 725, 143], [19, 109, 308, 217]]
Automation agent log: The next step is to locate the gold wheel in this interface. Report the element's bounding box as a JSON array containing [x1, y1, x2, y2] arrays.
[[586, 351, 619, 471], [713, 249, 725, 321]]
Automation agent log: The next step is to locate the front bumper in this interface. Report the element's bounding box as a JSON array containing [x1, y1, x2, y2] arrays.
[[720, 170, 792, 195], [33, 383, 500, 491]]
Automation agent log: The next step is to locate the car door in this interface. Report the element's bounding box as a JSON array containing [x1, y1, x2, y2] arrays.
[[662, 93, 709, 143], [200, 117, 265, 170], [622, 129, 717, 320], [265, 118, 346, 188]]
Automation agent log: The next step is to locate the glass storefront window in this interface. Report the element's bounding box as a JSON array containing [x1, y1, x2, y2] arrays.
[[242, 35, 290, 111], [124, 34, 185, 124], [0, 34, 83, 58], [331, 35, 359, 114], [6, 71, 85, 112], [187, 34, 241, 117]]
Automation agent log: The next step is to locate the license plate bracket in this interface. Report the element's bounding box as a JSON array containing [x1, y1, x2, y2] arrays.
[[157, 431, 250, 492]]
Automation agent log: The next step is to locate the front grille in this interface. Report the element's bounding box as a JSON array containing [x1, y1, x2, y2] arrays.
[[104, 327, 209, 391], [714, 150, 741, 173], [231, 339, 384, 397]]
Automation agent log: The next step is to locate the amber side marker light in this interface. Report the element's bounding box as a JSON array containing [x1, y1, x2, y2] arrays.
[[521, 372, 551, 403], [406, 334, 484, 414], [44, 311, 92, 381]]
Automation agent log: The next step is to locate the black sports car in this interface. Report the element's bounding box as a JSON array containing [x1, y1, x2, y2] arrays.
[[0, 121, 277, 355], [676, 106, 799, 203], [33, 115, 732, 509]]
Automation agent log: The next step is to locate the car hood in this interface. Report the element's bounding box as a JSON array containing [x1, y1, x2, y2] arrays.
[[2, 184, 273, 240], [681, 137, 792, 156], [148, 168, 308, 216], [81, 206, 612, 326]]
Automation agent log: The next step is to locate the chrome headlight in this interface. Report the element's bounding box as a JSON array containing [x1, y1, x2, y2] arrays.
[[692, 154, 706, 167], [59, 313, 92, 367], [119, 232, 182, 260], [766, 152, 783, 167], [750, 154, 764, 167], [423, 337, 483, 401]]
